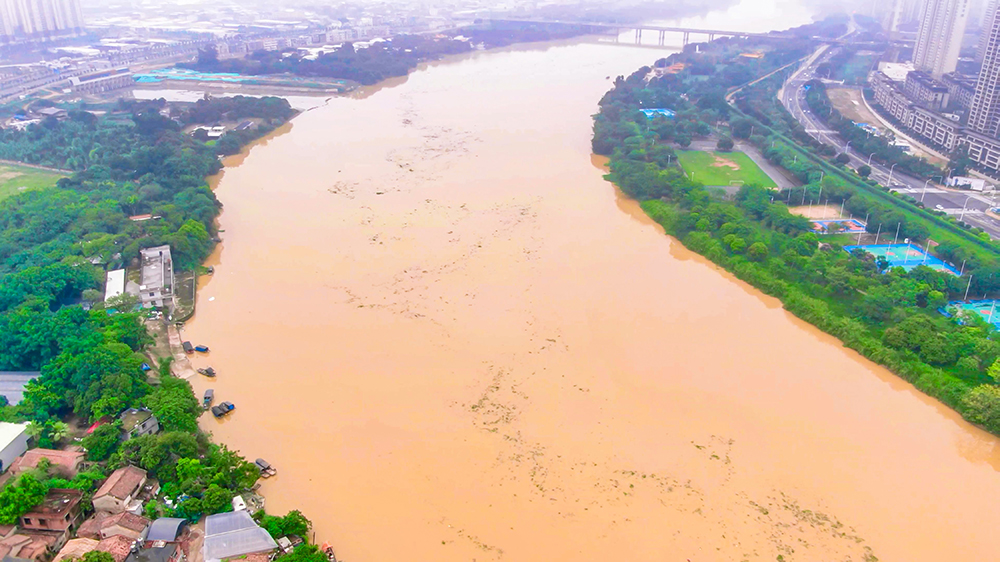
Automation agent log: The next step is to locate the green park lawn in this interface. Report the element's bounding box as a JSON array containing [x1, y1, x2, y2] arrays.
[[0, 164, 66, 201], [675, 150, 778, 188]]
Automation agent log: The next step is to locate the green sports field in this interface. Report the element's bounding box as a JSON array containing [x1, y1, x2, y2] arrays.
[[675, 150, 778, 188], [0, 164, 66, 201]]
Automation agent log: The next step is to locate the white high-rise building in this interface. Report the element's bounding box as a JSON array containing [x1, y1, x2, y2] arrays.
[[0, 0, 84, 43], [971, 3, 1000, 137], [913, 0, 972, 79]]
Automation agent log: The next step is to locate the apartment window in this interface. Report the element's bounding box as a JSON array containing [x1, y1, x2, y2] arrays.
[[23, 518, 32, 525]]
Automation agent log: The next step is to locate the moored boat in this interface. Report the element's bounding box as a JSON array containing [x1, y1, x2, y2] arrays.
[[197, 367, 216, 377], [255, 458, 277, 477], [203, 389, 214, 409]]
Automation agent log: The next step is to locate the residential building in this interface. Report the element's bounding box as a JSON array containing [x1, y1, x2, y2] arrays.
[[96, 535, 135, 562], [913, 0, 971, 78], [77, 512, 148, 541], [0, 422, 28, 473], [979, 0, 999, 63], [0, 371, 40, 405], [20, 488, 84, 532], [138, 245, 173, 310], [52, 538, 98, 562], [962, 130, 1000, 171], [93, 466, 149, 514], [0, 531, 60, 562], [943, 73, 978, 109], [10, 449, 84, 478], [909, 106, 962, 151], [970, 2, 1000, 137], [119, 408, 159, 440], [903, 71, 951, 110]]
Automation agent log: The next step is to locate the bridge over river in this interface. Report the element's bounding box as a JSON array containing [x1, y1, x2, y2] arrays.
[[486, 17, 799, 46]]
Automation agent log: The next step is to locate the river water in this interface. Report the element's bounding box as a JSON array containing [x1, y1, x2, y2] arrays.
[[184, 18, 1000, 562]]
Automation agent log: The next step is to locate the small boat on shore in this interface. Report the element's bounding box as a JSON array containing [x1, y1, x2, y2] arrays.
[[197, 367, 216, 377], [255, 458, 277, 478], [194, 345, 210, 353], [203, 389, 214, 409], [211, 401, 235, 418], [182, 341, 194, 354]]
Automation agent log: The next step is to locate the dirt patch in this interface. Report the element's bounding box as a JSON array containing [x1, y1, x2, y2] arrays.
[[788, 204, 843, 219], [0, 171, 24, 181], [710, 154, 741, 170]]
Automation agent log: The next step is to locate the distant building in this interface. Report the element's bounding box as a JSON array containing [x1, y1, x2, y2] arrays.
[[93, 466, 149, 514], [119, 409, 159, 440], [0, 0, 86, 44], [0, 421, 29, 473], [913, 0, 971, 78], [105, 269, 126, 302], [138, 245, 173, 310], [0, 371, 40, 405], [69, 69, 133, 95]]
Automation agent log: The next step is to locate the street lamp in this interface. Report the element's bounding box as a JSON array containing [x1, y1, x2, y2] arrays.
[[921, 175, 943, 203], [867, 152, 877, 166], [845, 141, 852, 153], [887, 163, 898, 187], [960, 195, 973, 221]]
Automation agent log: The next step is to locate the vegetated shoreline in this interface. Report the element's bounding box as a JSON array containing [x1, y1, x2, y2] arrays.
[[593, 21, 1000, 438]]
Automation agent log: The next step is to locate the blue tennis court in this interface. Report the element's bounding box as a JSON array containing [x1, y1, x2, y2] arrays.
[[942, 300, 1000, 328], [843, 244, 960, 275]]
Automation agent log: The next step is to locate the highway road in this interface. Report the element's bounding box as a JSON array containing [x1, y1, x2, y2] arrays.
[[779, 42, 1000, 240]]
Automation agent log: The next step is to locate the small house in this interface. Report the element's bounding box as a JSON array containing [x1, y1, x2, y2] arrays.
[[9, 449, 84, 478], [0, 422, 29, 473], [119, 409, 159, 440], [94, 466, 148, 514]]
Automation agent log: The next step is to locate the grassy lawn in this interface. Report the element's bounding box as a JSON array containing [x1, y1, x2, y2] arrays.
[[0, 164, 66, 201], [676, 150, 777, 188]]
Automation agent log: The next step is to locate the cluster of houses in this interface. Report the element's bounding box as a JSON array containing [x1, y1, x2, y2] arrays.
[[0, 406, 284, 562]]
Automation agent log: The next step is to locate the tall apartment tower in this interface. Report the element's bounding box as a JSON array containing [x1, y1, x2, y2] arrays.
[[971, 2, 1000, 137], [914, 0, 972, 79], [0, 0, 84, 43]]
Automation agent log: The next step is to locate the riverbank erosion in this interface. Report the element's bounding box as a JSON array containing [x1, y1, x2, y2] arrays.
[[182, 40, 1000, 562]]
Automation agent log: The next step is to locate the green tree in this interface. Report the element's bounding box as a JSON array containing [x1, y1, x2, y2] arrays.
[[82, 423, 121, 461], [277, 544, 327, 562], [81, 551, 116, 562], [716, 137, 734, 151], [0, 474, 47, 524], [857, 165, 871, 177], [747, 242, 768, 261], [962, 385, 1000, 433], [146, 375, 201, 433], [201, 484, 231, 515]]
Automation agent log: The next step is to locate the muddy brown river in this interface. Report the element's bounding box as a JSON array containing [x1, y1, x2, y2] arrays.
[[183, 37, 1000, 561]]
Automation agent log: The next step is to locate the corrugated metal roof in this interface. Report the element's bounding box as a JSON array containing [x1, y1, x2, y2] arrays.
[[203, 511, 277, 561]]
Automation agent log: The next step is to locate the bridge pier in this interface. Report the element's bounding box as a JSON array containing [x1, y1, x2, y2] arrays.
[[635, 28, 641, 44], [709, 33, 715, 41], [682, 31, 689, 46], [658, 30, 665, 46], [614, 28, 619, 43]]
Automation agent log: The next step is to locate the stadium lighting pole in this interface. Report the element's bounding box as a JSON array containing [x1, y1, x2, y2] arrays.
[[840, 200, 845, 217], [961, 259, 967, 276], [923, 238, 932, 265], [857, 212, 869, 244], [964, 274, 974, 301], [989, 300, 996, 325], [893, 222, 900, 245], [875, 223, 882, 244]]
